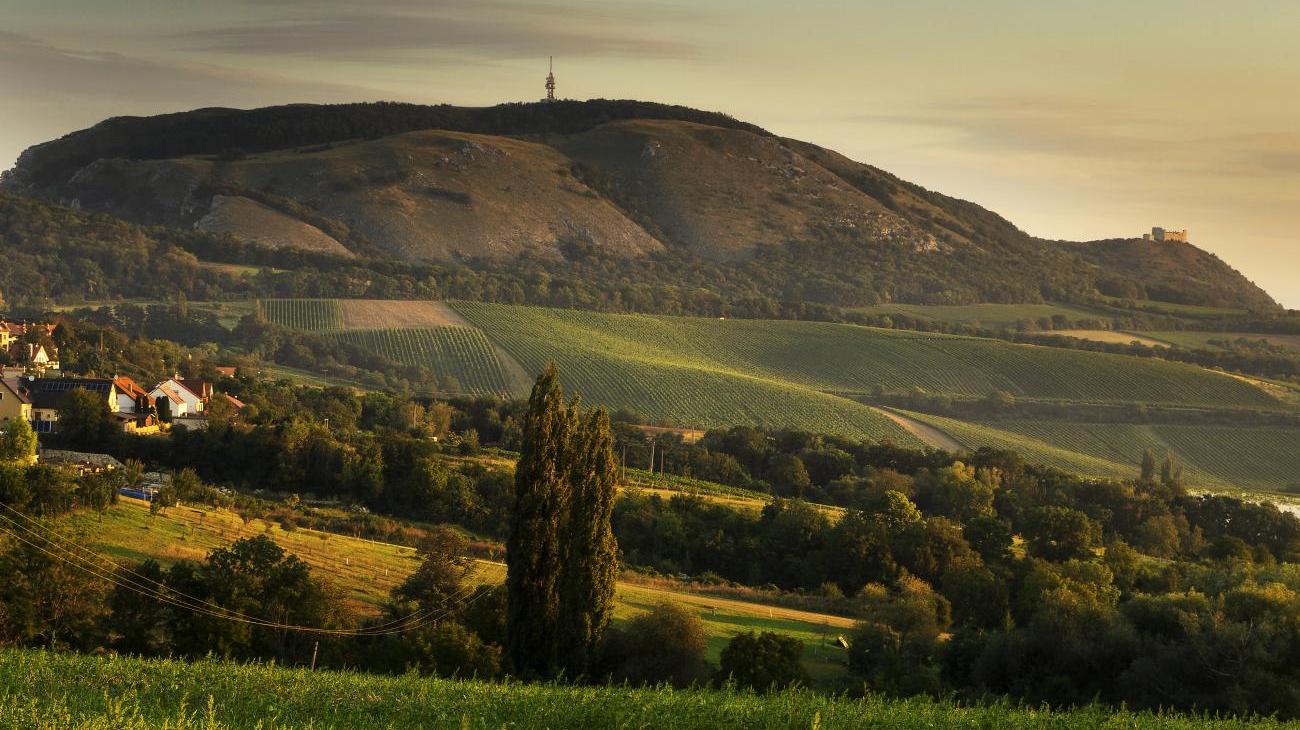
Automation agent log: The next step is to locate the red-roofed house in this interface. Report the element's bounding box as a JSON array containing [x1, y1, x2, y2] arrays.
[[150, 377, 212, 418]]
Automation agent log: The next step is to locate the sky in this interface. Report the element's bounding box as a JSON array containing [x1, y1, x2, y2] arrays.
[[2, 0, 1297, 307]]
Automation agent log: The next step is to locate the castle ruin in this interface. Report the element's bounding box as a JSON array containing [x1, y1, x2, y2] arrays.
[[1142, 227, 1188, 243]]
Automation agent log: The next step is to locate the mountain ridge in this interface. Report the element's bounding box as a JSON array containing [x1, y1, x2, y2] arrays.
[[0, 100, 1280, 311]]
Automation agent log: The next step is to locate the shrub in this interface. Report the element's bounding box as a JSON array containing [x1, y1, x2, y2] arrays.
[[717, 631, 808, 691]]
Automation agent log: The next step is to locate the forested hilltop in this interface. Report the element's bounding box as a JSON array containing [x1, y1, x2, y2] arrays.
[[0, 100, 1279, 311]]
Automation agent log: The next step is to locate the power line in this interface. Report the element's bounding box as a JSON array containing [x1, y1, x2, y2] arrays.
[[0, 506, 492, 637], [0, 502, 435, 634], [0, 510, 485, 636]]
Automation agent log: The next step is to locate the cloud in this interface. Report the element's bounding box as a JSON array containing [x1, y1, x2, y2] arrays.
[[851, 96, 1300, 183], [174, 2, 704, 61], [0, 31, 380, 106], [0, 31, 388, 171]]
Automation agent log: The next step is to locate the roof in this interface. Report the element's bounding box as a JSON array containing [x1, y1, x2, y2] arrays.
[[152, 383, 186, 405], [154, 377, 209, 401], [177, 378, 212, 399], [113, 376, 151, 401], [0, 377, 30, 405], [27, 378, 114, 411], [223, 393, 246, 410]]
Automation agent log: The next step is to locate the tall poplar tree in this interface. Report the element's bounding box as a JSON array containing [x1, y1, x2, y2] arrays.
[[558, 408, 620, 677], [1139, 448, 1157, 485], [505, 363, 573, 678]]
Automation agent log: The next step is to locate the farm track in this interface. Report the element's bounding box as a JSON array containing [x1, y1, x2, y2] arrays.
[[871, 407, 964, 452]]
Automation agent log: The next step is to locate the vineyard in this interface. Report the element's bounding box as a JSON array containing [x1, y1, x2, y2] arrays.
[[901, 412, 1300, 494], [251, 300, 1297, 489], [450, 302, 1283, 411], [446, 303, 923, 441], [260, 298, 344, 331], [323, 327, 520, 397], [261, 299, 470, 332]]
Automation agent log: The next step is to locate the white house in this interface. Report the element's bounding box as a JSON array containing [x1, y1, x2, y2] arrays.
[[149, 377, 211, 418]]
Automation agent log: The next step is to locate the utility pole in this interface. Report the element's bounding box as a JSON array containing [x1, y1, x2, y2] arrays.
[[648, 440, 655, 476]]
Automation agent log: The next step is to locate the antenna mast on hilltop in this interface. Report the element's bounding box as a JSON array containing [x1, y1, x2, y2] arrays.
[[545, 56, 556, 102]]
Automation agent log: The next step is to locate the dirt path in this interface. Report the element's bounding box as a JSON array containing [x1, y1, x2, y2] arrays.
[[871, 407, 965, 452]]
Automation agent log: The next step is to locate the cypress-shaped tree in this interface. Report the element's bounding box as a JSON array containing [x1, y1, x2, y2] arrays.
[[1161, 451, 1184, 490], [1139, 448, 1157, 485], [558, 408, 620, 677], [505, 363, 574, 678]]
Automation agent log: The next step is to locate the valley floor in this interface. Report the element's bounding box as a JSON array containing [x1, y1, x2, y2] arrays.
[[0, 648, 1284, 730]]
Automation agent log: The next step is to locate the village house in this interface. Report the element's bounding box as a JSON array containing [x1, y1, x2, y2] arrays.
[[0, 321, 59, 373], [112, 375, 160, 434], [150, 376, 212, 419], [0, 376, 32, 425], [27, 377, 118, 433]]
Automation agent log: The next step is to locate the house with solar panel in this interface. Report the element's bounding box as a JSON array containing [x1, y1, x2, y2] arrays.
[[26, 377, 118, 433]]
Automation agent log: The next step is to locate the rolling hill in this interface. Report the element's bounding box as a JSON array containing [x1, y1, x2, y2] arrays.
[[259, 298, 1299, 493], [446, 301, 1284, 411], [2, 100, 1279, 311]]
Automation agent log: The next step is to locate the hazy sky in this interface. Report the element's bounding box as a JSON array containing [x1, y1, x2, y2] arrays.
[[2, 0, 1297, 307]]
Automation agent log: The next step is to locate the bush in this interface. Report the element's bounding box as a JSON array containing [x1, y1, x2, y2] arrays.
[[717, 631, 807, 691], [596, 602, 711, 687]]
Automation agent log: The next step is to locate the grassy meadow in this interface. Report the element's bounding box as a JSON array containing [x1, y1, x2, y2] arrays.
[[63, 497, 855, 681], [0, 649, 1286, 730]]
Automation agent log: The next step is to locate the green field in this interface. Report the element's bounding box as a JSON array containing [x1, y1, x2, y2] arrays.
[[0, 649, 1281, 730], [900, 412, 1300, 494], [848, 302, 1107, 328], [451, 302, 1283, 411], [323, 327, 517, 397]]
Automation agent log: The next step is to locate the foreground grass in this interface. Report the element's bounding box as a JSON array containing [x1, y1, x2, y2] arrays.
[[0, 649, 1285, 730]]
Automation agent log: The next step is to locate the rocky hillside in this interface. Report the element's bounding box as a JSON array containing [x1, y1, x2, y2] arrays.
[[1, 100, 1280, 310]]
